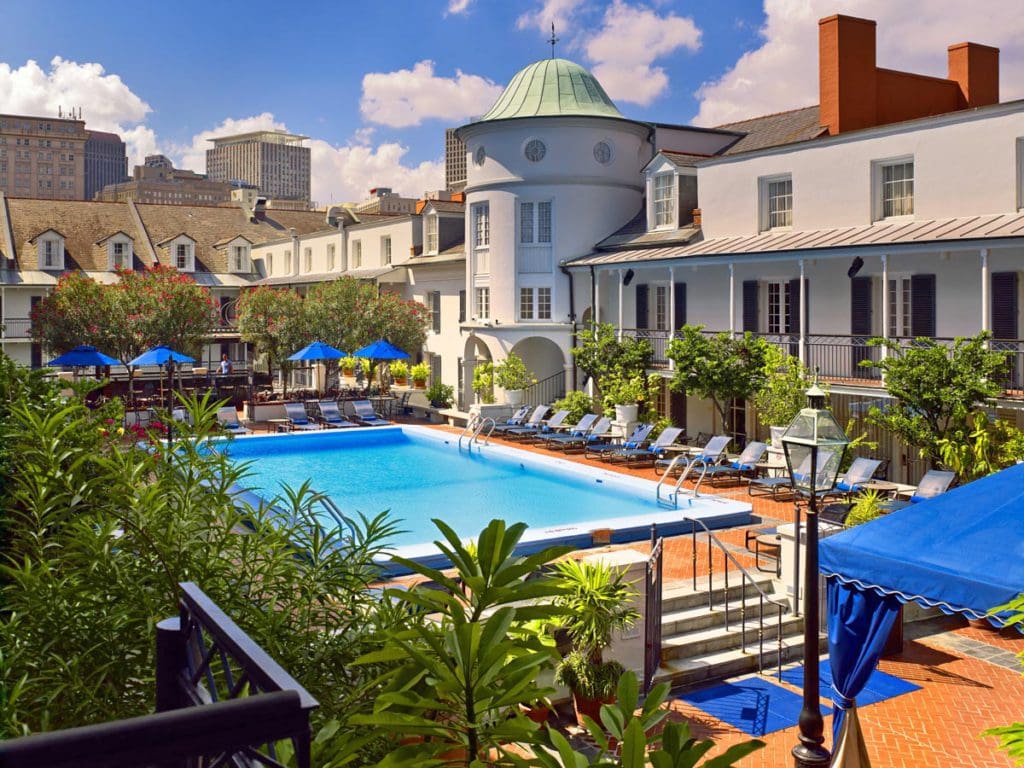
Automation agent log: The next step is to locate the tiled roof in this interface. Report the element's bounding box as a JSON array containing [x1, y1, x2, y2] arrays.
[[715, 105, 826, 156], [594, 206, 702, 250], [423, 200, 465, 214], [660, 150, 711, 168], [568, 211, 1024, 267]]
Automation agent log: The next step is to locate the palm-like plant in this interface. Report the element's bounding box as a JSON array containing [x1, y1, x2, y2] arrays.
[[553, 558, 639, 663]]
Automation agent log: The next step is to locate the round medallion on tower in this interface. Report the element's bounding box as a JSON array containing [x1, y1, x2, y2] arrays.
[[593, 141, 613, 165], [524, 139, 546, 162], [474, 146, 486, 166]]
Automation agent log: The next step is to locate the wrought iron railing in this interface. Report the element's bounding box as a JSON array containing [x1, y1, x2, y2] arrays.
[[805, 334, 882, 382], [0, 317, 32, 340], [620, 328, 672, 368], [0, 582, 318, 768], [523, 369, 566, 407]]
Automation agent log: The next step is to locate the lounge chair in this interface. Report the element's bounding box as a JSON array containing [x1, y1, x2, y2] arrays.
[[516, 410, 571, 442], [544, 416, 612, 453], [748, 448, 836, 500], [655, 434, 732, 475], [584, 422, 654, 459], [607, 426, 684, 466], [216, 406, 251, 435], [317, 399, 359, 428], [351, 399, 391, 426], [489, 405, 532, 433], [811, 457, 882, 502], [703, 441, 769, 486], [537, 413, 598, 448], [881, 470, 956, 511], [493, 405, 547, 435], [284, 402, 321, 431]]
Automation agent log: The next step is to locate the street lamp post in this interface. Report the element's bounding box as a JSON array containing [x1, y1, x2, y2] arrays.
[[782, 383, 849, 768]]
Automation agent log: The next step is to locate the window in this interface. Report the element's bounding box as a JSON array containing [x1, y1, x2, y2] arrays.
[[653, 173, 675, 228], [459, 290, 466, 323], [888, 277, 912, 337], [40, 237, 62, 269], [110, 240, 132, 271], [266, 252, 273, 275], [426, 215, 439, 254], [472, 202, 490, 248], [593, 141, 613, 165], [175, 242, 193, 271], [284, 250, 292, 273], [520, 201, 552, 244], [537, 287, 552, 320], [327, 243, 336, 270], [763, 176, 793, 229], [879, 160, 914, 218], [430, 291, 441, 333], [519, 287, 534, 319], [654, 285, 668, 331], [352, 240, 362, 268], [767, 281, 789, 334], [1017, 138, 1024, 210], [303, 247, 312, 272], [231, 245, 248, 272], [381, 236, 392, 265], [474, 146, 486, 166], [475, 287, 490, 320], [524, 139, 546, 162]]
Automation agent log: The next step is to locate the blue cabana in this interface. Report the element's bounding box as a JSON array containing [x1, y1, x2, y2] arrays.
[[819, 463, 1024, 764]]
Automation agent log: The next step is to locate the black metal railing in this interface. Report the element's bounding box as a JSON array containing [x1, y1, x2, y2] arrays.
[[0, 582, 318, 768], [620, 328, 672, 368], [643, 530, 664, 693], [805, 334, 882, 382], [523, 370, 566, 407]]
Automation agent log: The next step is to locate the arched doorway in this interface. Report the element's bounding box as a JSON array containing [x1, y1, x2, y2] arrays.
[[462, 334, 494, 408], [510, 336, 567, 403]]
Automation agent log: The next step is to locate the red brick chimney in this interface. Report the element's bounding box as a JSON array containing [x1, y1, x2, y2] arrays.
[[948, 42, 999, 108], [819, 15, 878, 135]]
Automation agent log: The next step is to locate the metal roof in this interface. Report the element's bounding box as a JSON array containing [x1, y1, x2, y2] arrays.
[[568, 211, 1024, 267], [480, 58, 622, 122]]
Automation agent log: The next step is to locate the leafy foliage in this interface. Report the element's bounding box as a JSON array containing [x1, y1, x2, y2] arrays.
[[426, 381, 455, 407], [473, 361, 495, 403], [865, 334, 1009, 465], [494, 353, 536, 391], [553, 391, 596, 425], [236, 286, 308, 389], [667, 326, 771, 434], [983, 594, 1024, 765], [552, 558, 639, 662], [571, 324, 652, 404], [752, 346, 822, 429], [936, 410, 1024, 482], [846, 489, 885, 526], [352, 519, 573, 766]]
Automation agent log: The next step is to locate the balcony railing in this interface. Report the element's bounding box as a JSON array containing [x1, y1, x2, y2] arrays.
[[0, 582, 318, 768], [523, 369, 566, 407], [621, 328, 672, 368], [1, 317, 32, 340]]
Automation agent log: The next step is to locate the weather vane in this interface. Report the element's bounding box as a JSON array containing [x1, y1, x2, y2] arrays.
[[549, 22, 558, 59]]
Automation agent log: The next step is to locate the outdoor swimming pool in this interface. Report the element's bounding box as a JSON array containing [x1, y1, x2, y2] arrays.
[[219, 425, 752, 566]]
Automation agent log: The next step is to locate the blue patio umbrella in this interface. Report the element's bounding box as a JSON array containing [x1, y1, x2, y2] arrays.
[[288, 341, 347, 394], [354, 339, 410, 393], [128, 345, 196, 412], [48, 345, 123, 368]]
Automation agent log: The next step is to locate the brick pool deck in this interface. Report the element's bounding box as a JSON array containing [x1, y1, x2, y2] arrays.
[[247, 415, 1024, 766]]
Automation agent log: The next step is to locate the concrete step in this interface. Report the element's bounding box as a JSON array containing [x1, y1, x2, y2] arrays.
[[661, 609, 805, 660], [661, 573, 778, 615], [660, 593, 793, 637]]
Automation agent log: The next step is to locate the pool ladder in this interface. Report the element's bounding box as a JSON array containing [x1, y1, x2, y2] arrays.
[[457, 415, 495, 450], [655, 454, 710, 507]]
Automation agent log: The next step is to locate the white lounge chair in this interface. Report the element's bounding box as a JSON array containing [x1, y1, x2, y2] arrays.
[[351, 399, 391, 426], [317, 400, 359, 428], [284, 402, 321, 431], [216, 406, 251, 434]]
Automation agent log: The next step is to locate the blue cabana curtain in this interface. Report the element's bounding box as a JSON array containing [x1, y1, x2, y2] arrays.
[[826, 578, 902, 753]]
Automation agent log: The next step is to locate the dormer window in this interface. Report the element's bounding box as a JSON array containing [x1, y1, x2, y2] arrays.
[[653, 173, 675, 228], [426, 214, 439, 254], [37, 233, 64, 270], [109, 238, 133, 271], [231, 244, 249, 273], [167, 237, 195, 272]]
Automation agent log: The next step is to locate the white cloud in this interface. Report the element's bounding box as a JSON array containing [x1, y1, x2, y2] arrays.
[[173, 113, 443, 205], [585, 1, 701, 106], [516, 0, 586, 36], [694, 0, 1024, 127], [360, 60, 503, 128], [120, 125, 160, 168], [445, 0, 473, 15]]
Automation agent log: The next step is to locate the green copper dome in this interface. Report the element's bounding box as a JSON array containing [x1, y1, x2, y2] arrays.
[[480, 58, 623, 122]]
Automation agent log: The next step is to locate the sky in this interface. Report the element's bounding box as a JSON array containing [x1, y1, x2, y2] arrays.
[[1, 0, 1023, 204]]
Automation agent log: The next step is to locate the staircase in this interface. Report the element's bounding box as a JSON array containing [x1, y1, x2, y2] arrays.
[[651, 567, 827, 691]]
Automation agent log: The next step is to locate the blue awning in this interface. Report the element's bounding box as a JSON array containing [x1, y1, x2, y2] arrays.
[[820, 462, 1024, 624]]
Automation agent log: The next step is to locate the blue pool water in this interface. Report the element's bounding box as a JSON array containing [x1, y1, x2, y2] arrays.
[[218, 426, 751, 557]]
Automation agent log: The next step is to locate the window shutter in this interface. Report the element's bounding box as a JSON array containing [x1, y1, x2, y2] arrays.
[[850, 277, 873, 335], [635, 284, 649, 329], [991, 272, 1018, 339], [673, 282, 686, 331], [458, 290, 466, 323], [910, 274, 936, 337], [431, 291, 441, 333], [742, 280, 758, 332]]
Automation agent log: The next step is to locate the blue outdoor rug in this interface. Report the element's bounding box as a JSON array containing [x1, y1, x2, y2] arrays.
[[679, 676, 828, 736], [780, 660, 920, 708]]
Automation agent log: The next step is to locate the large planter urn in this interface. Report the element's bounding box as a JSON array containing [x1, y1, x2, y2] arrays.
[[614, 403, 639, 423], [505, 388, 525, 407]]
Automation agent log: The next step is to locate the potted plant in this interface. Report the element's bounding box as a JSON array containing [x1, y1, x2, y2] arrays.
[[472, 362, 495, 404], [340, 356, 359, 377], [410, 362, 430, 389], [552, 558, 640, 726], [390, 360, 409, 386], [600, 373, 647, 423], [425, 381, 454, 408], [753, 347, 821, 447], [493, 353, 535, 407]]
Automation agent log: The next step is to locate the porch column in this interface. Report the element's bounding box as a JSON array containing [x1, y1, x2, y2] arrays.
[[728, 263, 736, 336], [617, 269, 624, 340], [594, 270, 601, 327], [880, 254, 889, 364], [798, 259, 806, 366], [668, 266, 676, 371], [981, 249, 990, 333]]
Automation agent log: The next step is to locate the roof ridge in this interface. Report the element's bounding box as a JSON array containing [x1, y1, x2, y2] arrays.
[[714, 104, 819, 129]]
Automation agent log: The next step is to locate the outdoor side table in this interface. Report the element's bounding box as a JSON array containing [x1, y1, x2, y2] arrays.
[[267, 418, 292, 433]]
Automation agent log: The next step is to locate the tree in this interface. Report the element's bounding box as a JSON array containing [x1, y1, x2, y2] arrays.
[[571, 323, 652, 403], [28, 272, 111, 356], [348, 289, 430, 359], [752, 346, 822, 430], [866, 333, 1010, 465], [236, 286, 308, 389], [304, 277, 375, 353], [666, 326, 771, 434], [935, 410, 1024, 482]]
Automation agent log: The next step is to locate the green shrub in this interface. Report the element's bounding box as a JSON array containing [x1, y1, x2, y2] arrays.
[[425, 381, 454, 407], [553, 391, 594, 424], [473, 361, 495, 403], [389, 360, 409, 379], [494, 353, 536, 390], [846, 489, 885, 526], [409, 362, 430, 383]]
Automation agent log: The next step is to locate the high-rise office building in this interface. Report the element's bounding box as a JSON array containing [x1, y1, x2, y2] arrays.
[[205, 131, 311, 203], [444, 128, 466, 192], [0, 113, 88, 199], [84, 130, 128, 200]]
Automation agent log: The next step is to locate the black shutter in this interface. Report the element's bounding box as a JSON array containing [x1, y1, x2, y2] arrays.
[[910, 274, 936, 338], [992, 272, 1018, 339], [786, 278, 809, 334], [635, 284, 649, 330], [673, 282, 686, 331], [431, 291, 441, 333], [458, 290, 466, 323], [850, 276, 873, 377], [742, 280, 758, 332]]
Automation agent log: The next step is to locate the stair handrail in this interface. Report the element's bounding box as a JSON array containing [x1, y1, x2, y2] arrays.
[[457, 414, 480, 450], [655, 454, 688, 504], [671, 457, 711, 501], [681, 515, 789, 679], [474, 416, 496, 447]]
